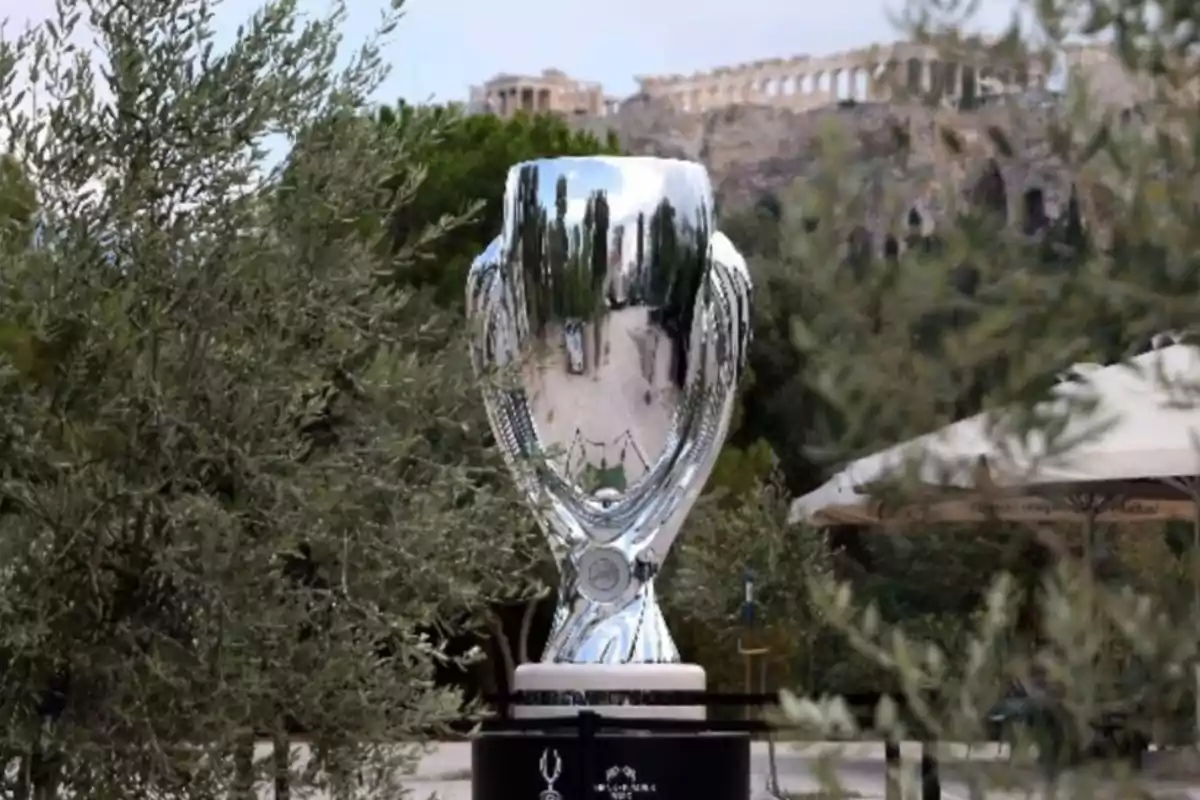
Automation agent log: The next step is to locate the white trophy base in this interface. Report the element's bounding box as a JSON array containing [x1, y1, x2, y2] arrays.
[[512, 663, 707, 721]]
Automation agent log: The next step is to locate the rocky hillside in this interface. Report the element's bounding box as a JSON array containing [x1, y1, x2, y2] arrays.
[[574, 94, 1081, 233]]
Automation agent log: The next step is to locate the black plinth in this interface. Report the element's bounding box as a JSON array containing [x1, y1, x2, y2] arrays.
[[472, 726, 751, 800]]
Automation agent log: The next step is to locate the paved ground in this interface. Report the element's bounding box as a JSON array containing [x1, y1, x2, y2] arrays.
[[398, 741, 1200, 800], [245, 740, 1199, 799]]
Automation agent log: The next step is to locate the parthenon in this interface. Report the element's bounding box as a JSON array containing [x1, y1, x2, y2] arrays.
[[634, 42, 1048, 112], [468, 69, 621, 119], [468, 42, 1152, 122]]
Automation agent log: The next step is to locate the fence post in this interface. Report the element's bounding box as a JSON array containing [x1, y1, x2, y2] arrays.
[[920, 740, 941, 800], [885, 740, 901, 800]]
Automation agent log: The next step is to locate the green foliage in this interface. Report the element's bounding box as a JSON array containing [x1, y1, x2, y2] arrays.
[[665, 476, 831, 694], [721, 252, 825, 496], [372, 104, 621, 307], [3, 0, 1200, 796], [715, 65, 1188, 703], [0, 154, 36, 252], [0, 0, 533, 796], [708, 437, 776, 501], [760, 1, 1200, 789], [274, 84, 626, 702]]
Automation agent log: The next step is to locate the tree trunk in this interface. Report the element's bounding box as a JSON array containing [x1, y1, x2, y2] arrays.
[[517, 596, 539, 665], [13, 726, 61, 800], [28, 743, 59, 800], [233, 732, 255, 800], [485, 610, 516, 690], [273, 728, 290, 800], [475, 642, 499, 697], [13, 753, 29, 800], [11, 747, 30, 800], [327, 744, 356, 800]]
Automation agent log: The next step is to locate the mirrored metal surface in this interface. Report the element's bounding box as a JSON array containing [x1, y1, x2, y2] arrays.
[[467, 156, 751, 663]]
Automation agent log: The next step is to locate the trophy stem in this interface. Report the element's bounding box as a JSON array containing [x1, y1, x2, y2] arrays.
[[543, 576, 680, 664]]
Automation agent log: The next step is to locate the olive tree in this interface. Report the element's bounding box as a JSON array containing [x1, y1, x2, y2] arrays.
[[663, 474, 831, 695], [766, 0, 1200, 790], [0, 0, 526, 797]]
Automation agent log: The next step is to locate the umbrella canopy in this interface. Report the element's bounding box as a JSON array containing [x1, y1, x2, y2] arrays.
[[791, 344, 1200, 526]]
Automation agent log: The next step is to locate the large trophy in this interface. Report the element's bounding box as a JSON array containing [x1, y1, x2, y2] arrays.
[[467, 156, 751, 721]]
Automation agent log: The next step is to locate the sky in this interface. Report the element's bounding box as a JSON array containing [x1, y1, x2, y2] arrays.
[[7, 0, 1024, 106]]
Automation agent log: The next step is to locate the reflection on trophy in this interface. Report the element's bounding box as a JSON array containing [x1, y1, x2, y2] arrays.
[[467, 156, 751, 721]]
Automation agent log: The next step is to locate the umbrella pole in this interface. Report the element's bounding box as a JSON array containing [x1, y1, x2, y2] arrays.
[[1083, 509, 1098, 727], [1193, 494, 1199, 747]]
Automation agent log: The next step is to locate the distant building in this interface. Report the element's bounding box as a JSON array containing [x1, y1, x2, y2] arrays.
[[468, 69, 620, 119], [468, 42, 1156, 122], [633, 42, 1049, 113]]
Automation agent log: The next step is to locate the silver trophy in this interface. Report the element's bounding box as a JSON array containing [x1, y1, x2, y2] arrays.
[[467, 156, 751, 664]]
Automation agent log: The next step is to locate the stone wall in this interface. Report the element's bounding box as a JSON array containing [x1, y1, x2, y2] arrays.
[[559, 42, 1161, 251], [573, 94, 1078, 252], [633, 42, 1047, 113], [471, 42, 1154, 122], [1063, 43, 1158, 109]]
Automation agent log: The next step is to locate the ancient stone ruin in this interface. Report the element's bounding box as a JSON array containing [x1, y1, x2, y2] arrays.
[[468, 69, 621, 119], [633, 41, 1045, 112], [471, 42, 1157, 249], [469, 42, 1147, 120]]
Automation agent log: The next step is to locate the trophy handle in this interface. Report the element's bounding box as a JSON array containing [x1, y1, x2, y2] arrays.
[[614, 231, 752, 563], [711, 231, 753, 377], [467, 236, 589, 559]]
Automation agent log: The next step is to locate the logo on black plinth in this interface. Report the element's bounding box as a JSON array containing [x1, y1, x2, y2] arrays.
[[538, 748, 562, 800], [595, 764, 656, 800]]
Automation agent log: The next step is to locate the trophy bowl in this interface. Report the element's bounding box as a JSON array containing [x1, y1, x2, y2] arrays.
[[467, 156, 750, 687]]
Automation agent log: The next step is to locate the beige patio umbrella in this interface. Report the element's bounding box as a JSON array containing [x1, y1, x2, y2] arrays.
[[793, 343, 1200, 529], [791, 343, 1200, 738]]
